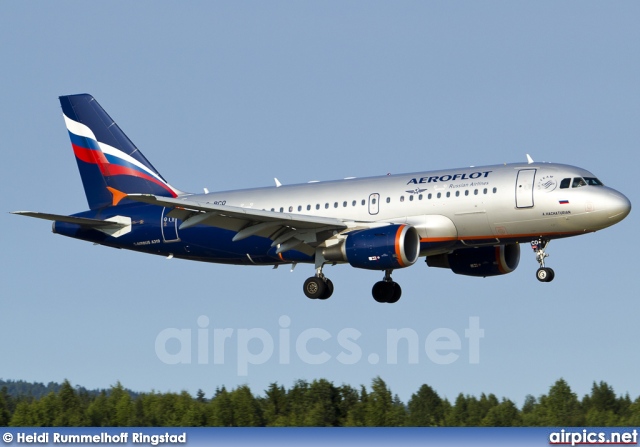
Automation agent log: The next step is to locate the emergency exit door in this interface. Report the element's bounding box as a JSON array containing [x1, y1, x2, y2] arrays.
[[368, 193, 380, 215], [161, 207, 180, 242], [516, 169, 536, 208]]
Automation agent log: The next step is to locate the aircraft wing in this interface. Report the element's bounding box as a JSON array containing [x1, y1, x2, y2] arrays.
[[127, 194, 349, 256]]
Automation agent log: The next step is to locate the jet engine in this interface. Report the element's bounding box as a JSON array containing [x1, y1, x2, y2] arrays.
[[323, 224, 420, 270], [426, 244, 520, 277]]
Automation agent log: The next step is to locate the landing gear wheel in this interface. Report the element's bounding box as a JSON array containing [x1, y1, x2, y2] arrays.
[[372, 281, 402, 303], [388, 283, 402, 303], [303, 277, 327, 299], [536, 267, 555, 283], [372, 269, 402, 303], [319, 279, 334, 300], [372, 281, 393, 303], [547, 268, 555, 282]]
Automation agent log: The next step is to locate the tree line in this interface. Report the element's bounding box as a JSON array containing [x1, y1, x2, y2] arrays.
[[1, 377, 639, 427]]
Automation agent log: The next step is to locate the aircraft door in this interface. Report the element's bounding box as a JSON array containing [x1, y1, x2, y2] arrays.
[[161, 207, 180, 242], [516, 169, 536, 208], [368, 193, 380, 215]]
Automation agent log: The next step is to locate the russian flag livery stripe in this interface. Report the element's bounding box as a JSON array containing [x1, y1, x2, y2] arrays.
[[60, 94, 178, 209], [63, 115, 175, 192]]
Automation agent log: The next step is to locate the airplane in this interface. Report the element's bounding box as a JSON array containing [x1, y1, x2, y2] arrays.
[[13, 94, 631, 303]]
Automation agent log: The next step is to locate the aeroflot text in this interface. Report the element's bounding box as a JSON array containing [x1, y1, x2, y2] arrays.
[[155, 316, 484, 376], [406, 171, 492, 185]]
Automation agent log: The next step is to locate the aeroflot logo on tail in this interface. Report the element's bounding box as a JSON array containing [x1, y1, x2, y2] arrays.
[[407, 171, 492, 185]]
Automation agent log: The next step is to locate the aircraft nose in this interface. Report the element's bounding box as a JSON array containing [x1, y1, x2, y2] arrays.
[[606, 191, 631, 224]]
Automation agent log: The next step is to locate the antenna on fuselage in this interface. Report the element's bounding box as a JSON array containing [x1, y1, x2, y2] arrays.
[[526, 154, 534, 164], [275, 178, 282, 187]]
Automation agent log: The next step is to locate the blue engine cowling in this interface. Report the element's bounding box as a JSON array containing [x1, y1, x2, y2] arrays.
[[426, 244, 520, 277], [323, 224, 420, 270]]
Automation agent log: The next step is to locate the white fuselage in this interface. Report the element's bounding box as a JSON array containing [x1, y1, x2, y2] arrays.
[[183, 161, 630, 255]]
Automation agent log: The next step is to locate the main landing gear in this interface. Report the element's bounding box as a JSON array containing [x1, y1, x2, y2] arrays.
[[531, 239, 555, 282], [302, 265, 402, 303], [372, 269, 402, 303], [303, 265, 334, 300]]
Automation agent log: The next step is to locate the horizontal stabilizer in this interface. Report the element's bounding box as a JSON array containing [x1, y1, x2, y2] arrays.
[[12, 211, 132, 238], [12, 211, 126, 228]]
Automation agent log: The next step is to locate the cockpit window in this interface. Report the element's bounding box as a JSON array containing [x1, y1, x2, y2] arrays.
[[583, 177, 603, 186], [561, 176, 603, 189], [572, 177, 587, 188]]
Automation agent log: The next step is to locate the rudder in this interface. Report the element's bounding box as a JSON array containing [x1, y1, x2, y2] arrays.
[[60, 94, 179, 210]]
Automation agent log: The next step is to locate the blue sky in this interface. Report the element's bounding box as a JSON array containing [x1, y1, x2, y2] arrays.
[[1, 1, 638, 406]]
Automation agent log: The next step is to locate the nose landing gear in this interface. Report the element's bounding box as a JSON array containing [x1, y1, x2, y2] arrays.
[[531, 239, 555, 282]]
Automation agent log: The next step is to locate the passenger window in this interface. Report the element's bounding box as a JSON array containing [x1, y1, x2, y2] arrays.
[[372, 198, 377, 205], [400, 196, 404, 202], [465, 190, 469, 196], [334, 202, 338, 208], [352, 200, 356, 206], [289, 206, 293, 212], [455, 191, 460, 197], [409, 195, 414, 201], [483, 188, 487, 194], [474, 189, 478, 195], [572, 177, 587, 188], [418, 194, 423, 200], [437, 192, 441, 199], [493, 187, 497, 193], [279, 207, 284, 212], [428, 193, 432, 199], [316, 204, 320, 210], [446, 192, 450, 198], [325, 203, 329, 209], [297, 206, 301, 212], [307, 205, 311, 211], [560, 178, 571, 189], [361, 199, 366, 206], [386, 197, 390, 203], [343, 201, 347, 207]]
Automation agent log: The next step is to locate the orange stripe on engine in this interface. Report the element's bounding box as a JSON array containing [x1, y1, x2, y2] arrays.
[[395, 225, 405, 268], [278, 253, 284, 261]]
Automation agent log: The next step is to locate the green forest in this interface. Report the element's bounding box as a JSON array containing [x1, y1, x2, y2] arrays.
[[1, 377, 639, 427]]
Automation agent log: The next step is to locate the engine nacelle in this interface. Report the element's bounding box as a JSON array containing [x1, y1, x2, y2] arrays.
[[426, 244, 520, 277], [323, 224, 420, 270]]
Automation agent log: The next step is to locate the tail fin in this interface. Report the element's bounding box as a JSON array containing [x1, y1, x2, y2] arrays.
[[60, 94, 180, 210]]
